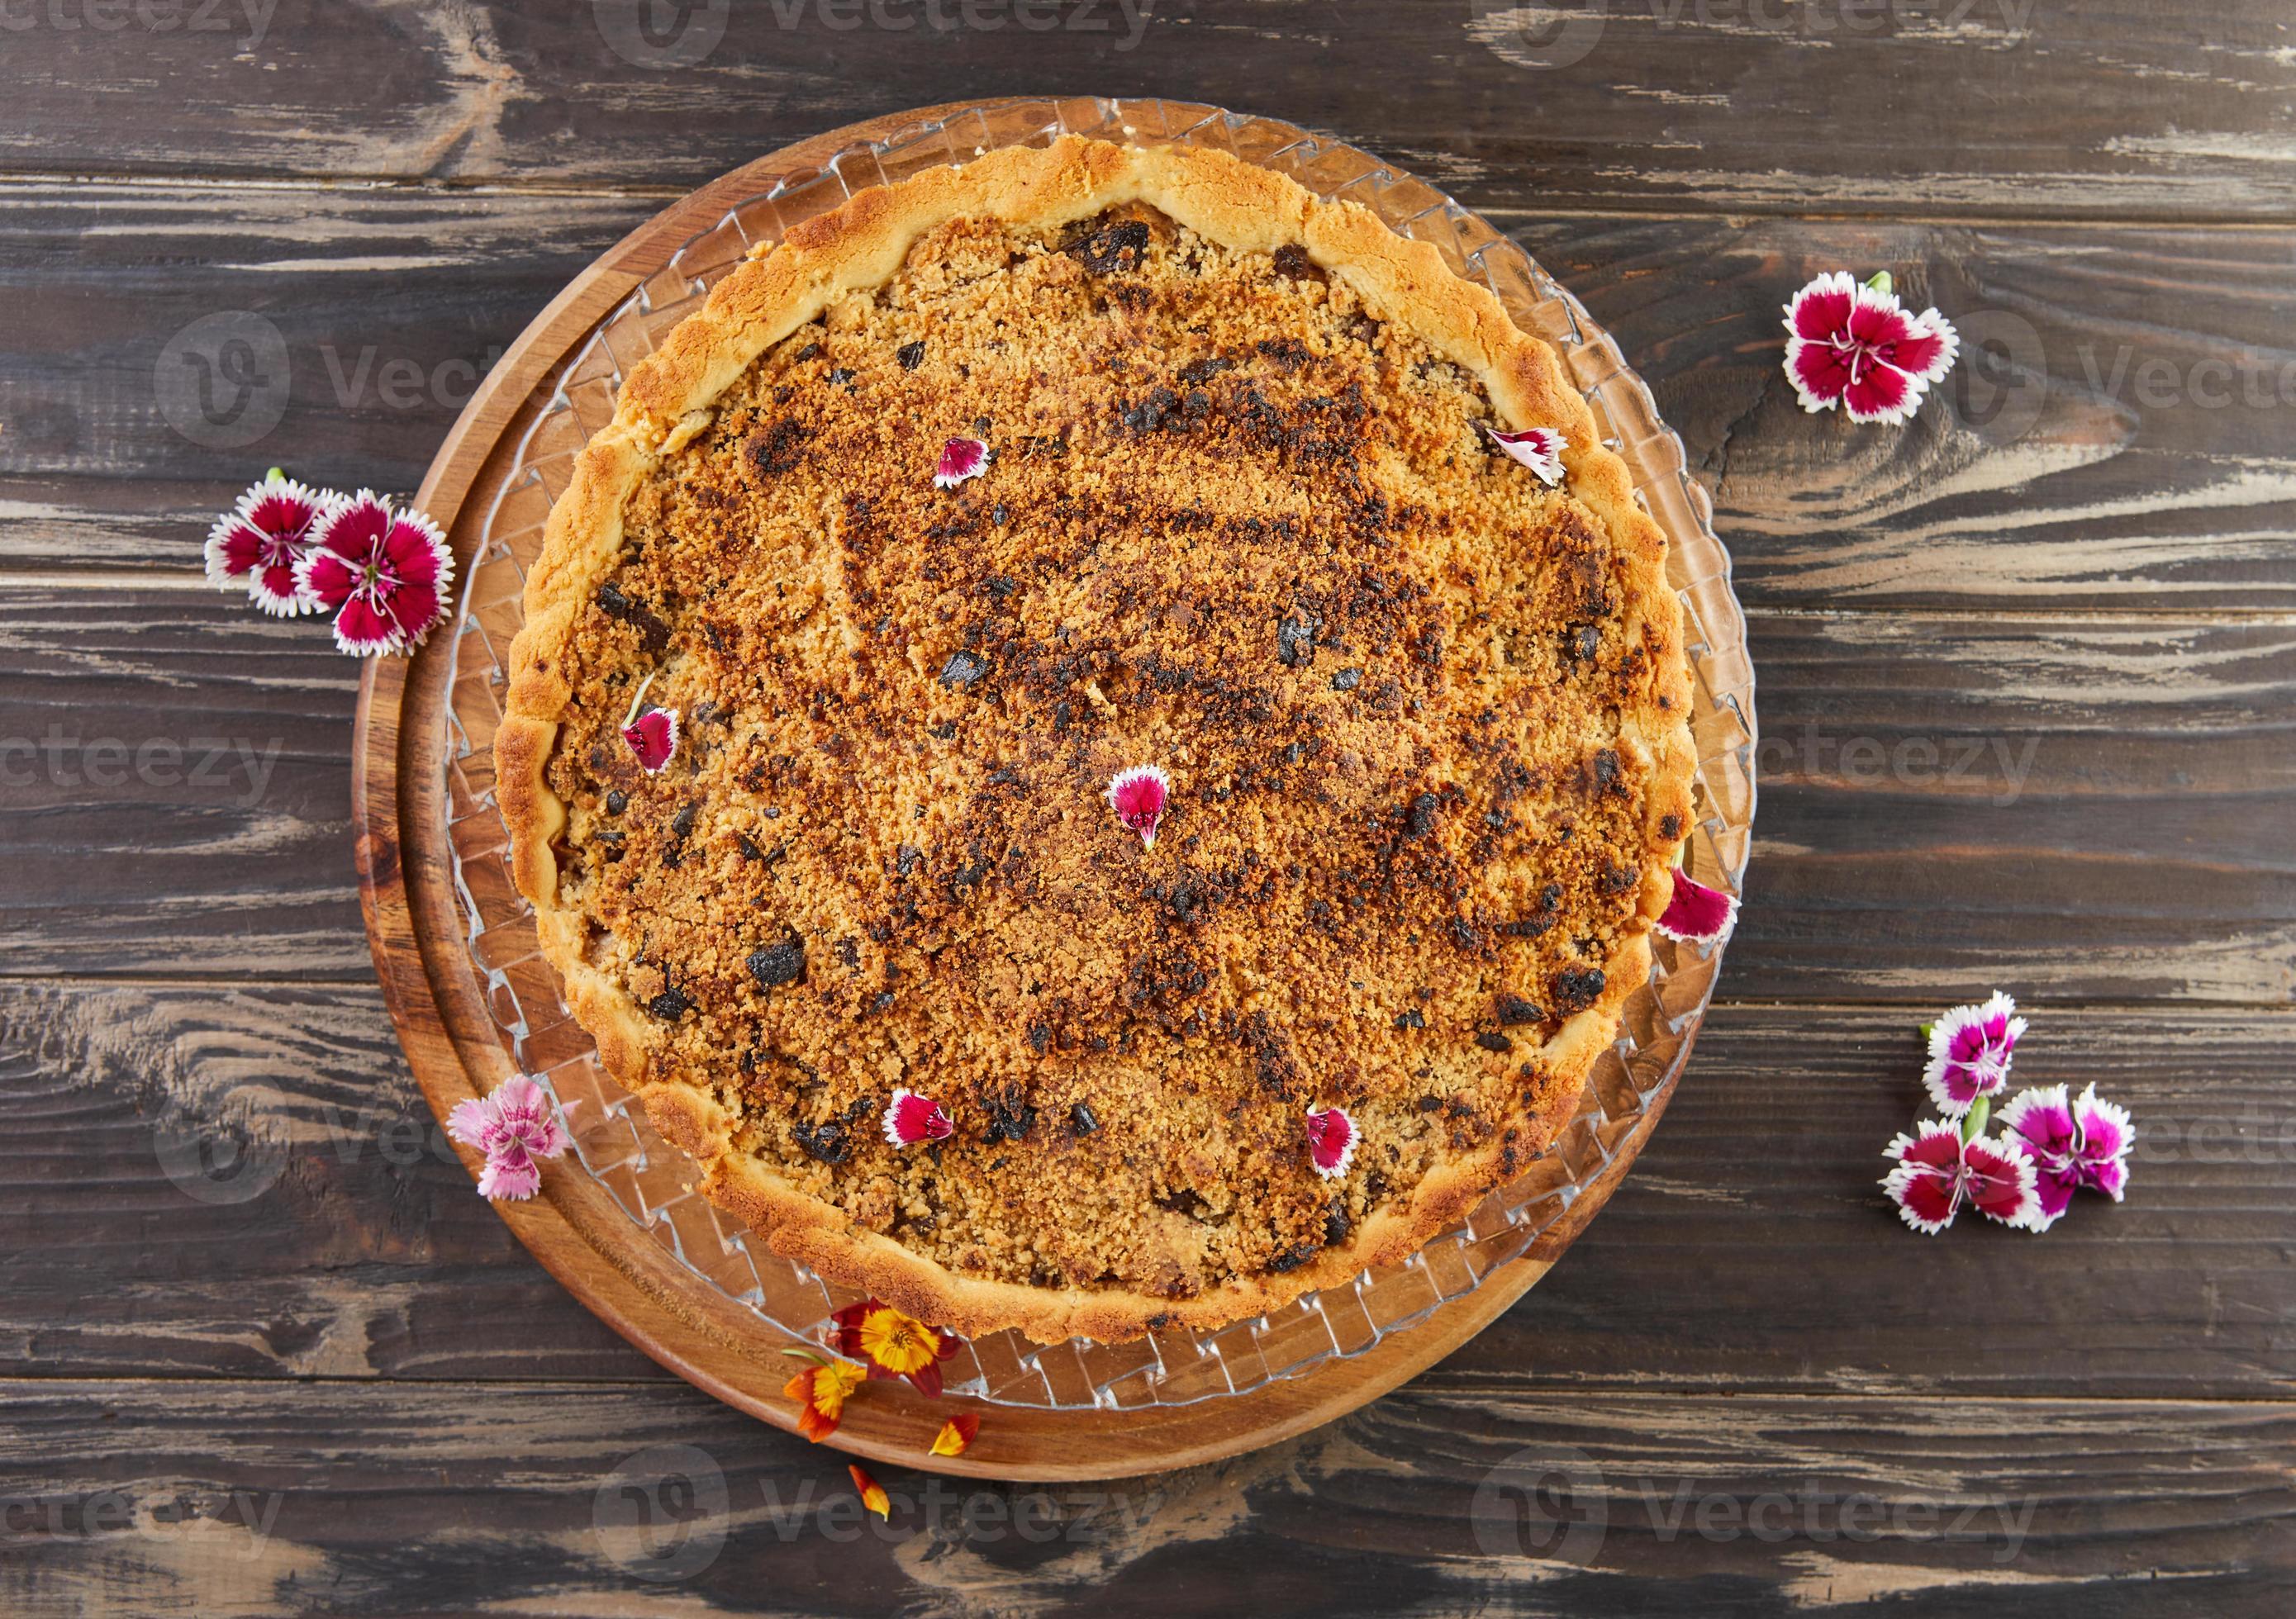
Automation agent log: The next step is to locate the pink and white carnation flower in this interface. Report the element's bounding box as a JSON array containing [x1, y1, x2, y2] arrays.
[[1881, 1110, 2040, 1235], [1783, 270, 1959, 426], [296, 489, 454, 655], [205, 469, 333, 616], [446, 1074, 570, 1201], [1999, 1082, 2133, 1231], [1923, 991, 2027, 1118]]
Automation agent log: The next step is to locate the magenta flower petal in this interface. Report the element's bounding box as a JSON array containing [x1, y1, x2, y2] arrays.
[[295, 489, 454, 656], [205, 472, 331, 617], [1922, 991, 2026, 1118], [1781, 270, 1960, 427], [1305, 1106, 1357, 1180], [1482, 424, 1566, 486], [2002, 1081, 2138, 1231], [1107, 763, 1170, 849], [934, 436, 987, 489], [1960, 1133, 2041, 1228], [622, 706, 678, 774], [882, 1087, 954, 1147], [1655, 867, 1737, 942], [1882, 1118, 2040, 1234], [1880, 1120, 1966, 1234]]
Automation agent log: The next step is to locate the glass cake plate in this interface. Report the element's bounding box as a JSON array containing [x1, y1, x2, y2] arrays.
[[440, 97, 1756, 1412]]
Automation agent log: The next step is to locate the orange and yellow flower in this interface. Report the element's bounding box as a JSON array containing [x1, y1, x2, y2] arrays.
[[831, 1298, 963, 1397], [849, 1463, 890, 1519], [782, 1352, 865, 1443], [929, 1413, 981, 1458]]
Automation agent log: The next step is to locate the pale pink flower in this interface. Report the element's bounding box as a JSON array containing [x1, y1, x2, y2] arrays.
[[446, 1075, 570, 1201]]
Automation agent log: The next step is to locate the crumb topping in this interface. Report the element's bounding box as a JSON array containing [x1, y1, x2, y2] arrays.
[[536, 206, 1673, 1300]]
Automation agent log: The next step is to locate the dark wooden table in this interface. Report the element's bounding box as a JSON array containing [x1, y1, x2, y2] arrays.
[[4, 5, 2292, 1613]]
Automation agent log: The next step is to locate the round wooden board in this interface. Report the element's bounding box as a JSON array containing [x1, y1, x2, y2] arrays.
[[354, 103, 1704, 1482]]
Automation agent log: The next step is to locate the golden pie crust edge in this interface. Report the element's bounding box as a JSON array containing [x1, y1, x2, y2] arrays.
[[495, 135, 1698, 1345]]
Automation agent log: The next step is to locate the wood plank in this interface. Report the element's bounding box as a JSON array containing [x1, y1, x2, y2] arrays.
[[0, 979, 657, 1382], [6, 982, 2290, 1402], [7, 185, 2291, 611], [0, 586, 368, 980], [7, 585, 2289, 995], [0, 3, 2290, 220], [0, 1379, 2287, 1615]]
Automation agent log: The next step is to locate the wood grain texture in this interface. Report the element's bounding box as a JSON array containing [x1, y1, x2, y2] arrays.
[[0, 3, 2291, 220], [8, 187, 2294, 610], [0, 25, 2289, 1606], [0, 1379, 2288, 1617], [6, 984, 2289, 1403], [7, 589, 2288, 999]]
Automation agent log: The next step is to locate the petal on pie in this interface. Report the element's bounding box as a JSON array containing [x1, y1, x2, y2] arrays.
[[1482, 424, 1566, 485], [1654, 867, 1738, 942], [883, 1087, 955, 1147], [1106, 763, 1170, 848], [623, 707, 679, 774], [934, 435, 987, 489], [1305, 1106, 1357, 1179]]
